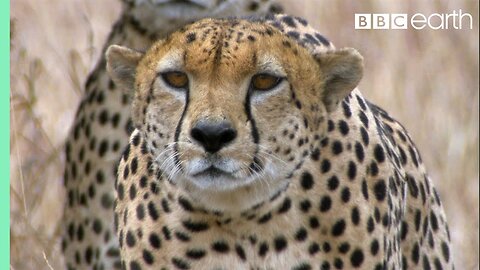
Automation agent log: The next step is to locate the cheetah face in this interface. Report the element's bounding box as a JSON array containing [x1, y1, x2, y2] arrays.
[[147, 49, 299, 193], [107, 18, 363, 211]]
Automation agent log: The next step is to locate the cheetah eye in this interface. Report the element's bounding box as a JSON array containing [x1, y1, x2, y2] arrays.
[[251, 73, 283, 91], [161, 71, 189, 89]]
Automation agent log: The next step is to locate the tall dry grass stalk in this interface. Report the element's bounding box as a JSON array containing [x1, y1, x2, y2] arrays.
[[10, 0, 478, 269]]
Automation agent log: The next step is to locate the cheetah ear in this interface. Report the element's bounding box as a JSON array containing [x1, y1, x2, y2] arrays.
[[106, 45, 144, 91], [316, 48, 364, 112]]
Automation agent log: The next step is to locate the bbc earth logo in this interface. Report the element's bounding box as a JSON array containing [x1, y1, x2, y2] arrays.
[[355, 10, 473, 30]]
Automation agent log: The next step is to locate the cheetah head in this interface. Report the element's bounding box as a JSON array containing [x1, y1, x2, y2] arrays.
[[107, 16, 363, 212]]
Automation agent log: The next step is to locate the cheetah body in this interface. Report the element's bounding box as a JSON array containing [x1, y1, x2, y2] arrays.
[[109, 15, 454, 270]]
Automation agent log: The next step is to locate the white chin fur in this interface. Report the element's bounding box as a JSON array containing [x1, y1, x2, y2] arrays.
[[174, 160, 290, 212], [185, 175, 251, 191], [185, 157, 241, 175]]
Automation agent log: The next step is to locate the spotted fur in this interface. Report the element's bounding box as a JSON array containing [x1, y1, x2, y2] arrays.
[[108, 14, 454, 270]]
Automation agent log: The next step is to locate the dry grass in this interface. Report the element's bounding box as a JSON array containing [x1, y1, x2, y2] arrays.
[[10, 0, 478, 269]]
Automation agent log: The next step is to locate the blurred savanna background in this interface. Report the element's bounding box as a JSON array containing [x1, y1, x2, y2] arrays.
[[10, 0, 478, 269]]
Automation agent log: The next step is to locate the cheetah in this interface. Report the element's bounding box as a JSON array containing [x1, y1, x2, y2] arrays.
[[62, 1, 283, 269], [108, 14, 454, 269]]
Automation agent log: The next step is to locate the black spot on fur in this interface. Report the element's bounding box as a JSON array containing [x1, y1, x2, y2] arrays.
[[278, 197, 292, 214], [355, 142, 365, 162], [300, 171, 314, 190], [338, 120, 350, 135], [321, 159, 331, 173], [295, 227, 308, 241], [258, 212, 272, 224], [212, 240, 230, 253], [147, 202, 159, 220], [350, 249, 365, 267], [186, 32, 196, 43], [182, 219, 209, 232], [309, 216, 320, 229], [178, 196, 194, 211], [304, 33, 320, 45], [186, 249, 206, 260], [149, 233, 161, 249], [175, 231, 191, 242], [274, 235, 288, 252], [332, 140, 343, 155], [347, 161, 356, 180], [331, 219, 346, 236], [319, 196, 332, 212], [351, 207, 360, 225], [235, 244, 247, 261], [373, 179, 387, 201], [142, 250, 154, 265], [172, 257, 190, 269], [315, 33, 330, 45], [126, 230, 136, 247], [342, 101, 352, 118], [374, 144, 386, 163], [258, 242, 269, 257], [441, 241, 450, 262], [328, 176, 339, 191], [287, 31, 300, 39], [282, 16, 296, 27], [359, 111, 369, 128]]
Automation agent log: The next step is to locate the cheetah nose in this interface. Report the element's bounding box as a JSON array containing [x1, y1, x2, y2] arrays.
[[190, 121, 237, 153]]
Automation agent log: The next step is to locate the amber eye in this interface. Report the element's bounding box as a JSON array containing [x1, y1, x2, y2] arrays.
[[251, 74, 282, 91], [161, 71, 189, 89]]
